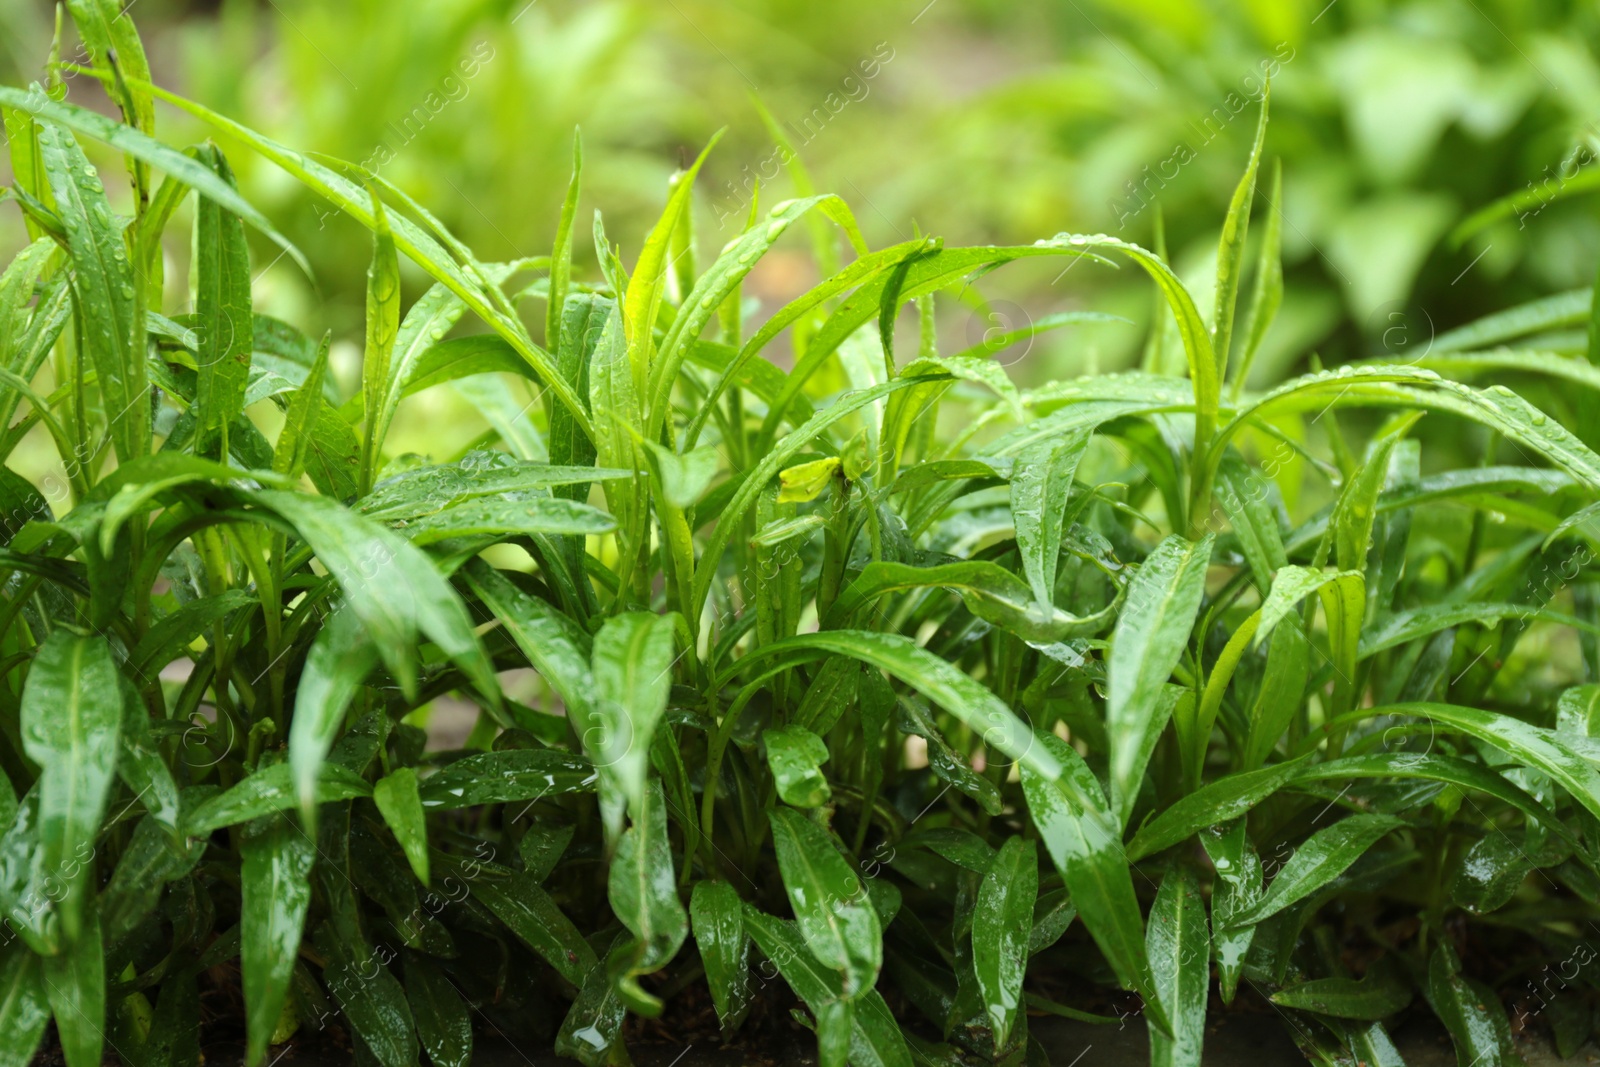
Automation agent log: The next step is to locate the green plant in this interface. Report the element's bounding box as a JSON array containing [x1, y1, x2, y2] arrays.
[[2, 6, 1600, 1067]]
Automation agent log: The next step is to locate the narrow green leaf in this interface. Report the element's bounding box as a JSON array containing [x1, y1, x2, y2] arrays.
[[1021, 734, 1169, 1035], [116, 678, 181, 836], [736, 629, 1059, 783], [271, 333, 331, 482], [193, 145, 253, 456], [0, 86, 306, 275], [590, 612, 676, 833], [405, 955, 471, 1067], [20, 632, 122, 942], [1426, 943, 1518, 1067], [1108, 534, 1213, 824], [37, 120, 148, 464], [1272, 962, 1412, 1020], [288, 606, 378, 825], [313, 918, 417, 1067], [609, 779, 688, 1010], [360, 194, 401, 494], [1448, 834, 1529, 914], [691, 881, 750, 1030], [1255, 565, 1361, 648], [1225, 815, 1404, 928], [1146, 865, 1208, 1067], [1242, 618, 1308, 770], [554, 939, 628, 1067], [1367, 701, 1600, 823], [456, 860, 594, 986], [972, 836, 1037, 1050], [1126, 757, 1308, 861], [742, 905, 912, 1067], [825, 559, 1114, 644], [241, 813, 315, 1067], [1231, 158, 1283, 397], [769, 808, 881, 999], [416, 749, 595, 810], [396, 497, 614, 545], [254, 489, 498, 704], [0, 941, 49, 1067], [184, 762, 371, 838], [40, 909, 103, 1067], [1010, 429, 1091, 608], [1213, 83, 1270, 383], [359, 458, 626, 523], [625, 134, 722, 399], [372, 768, 428, 884], [1201, 822, 1260, 1004], [127, 590, 254, 679], [1296, 754, 1576, 848]]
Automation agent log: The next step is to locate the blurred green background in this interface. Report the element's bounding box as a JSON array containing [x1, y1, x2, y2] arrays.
[[3, 0, 1599, 429]]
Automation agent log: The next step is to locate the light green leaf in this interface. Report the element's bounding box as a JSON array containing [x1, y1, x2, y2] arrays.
[[1369, 701, 1600, 824], [396, 497, 614, 545], [271, 334, 330, 482], [254, 489, 498, 705], [825, 559, 1114, 645], [1255, 565, 1361, 647], [1213, 85, 1270, 383], [359, 194, 401, 494]]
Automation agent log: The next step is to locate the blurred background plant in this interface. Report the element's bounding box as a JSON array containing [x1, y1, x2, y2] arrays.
[[2, 0, 1598, 442]]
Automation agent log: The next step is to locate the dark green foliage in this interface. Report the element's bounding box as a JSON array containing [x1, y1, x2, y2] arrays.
[[1, 10, 1599, 1067]]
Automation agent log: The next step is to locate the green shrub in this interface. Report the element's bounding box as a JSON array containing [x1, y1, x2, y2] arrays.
[[2, 6, 1599, 1067]]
